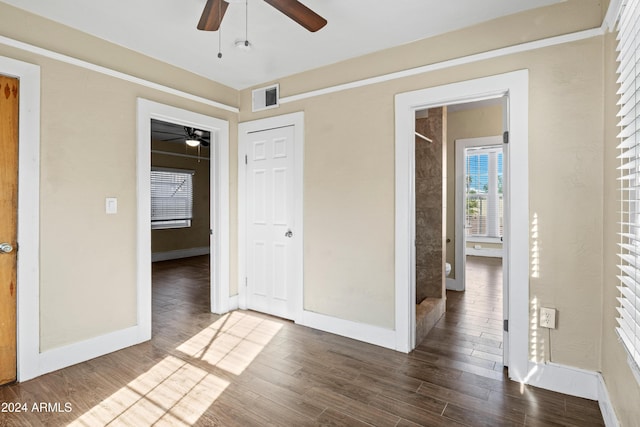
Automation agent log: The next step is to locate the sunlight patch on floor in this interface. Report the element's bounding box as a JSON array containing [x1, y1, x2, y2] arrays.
[[69, 356, 229, 426], [176, 311, 283, 375]]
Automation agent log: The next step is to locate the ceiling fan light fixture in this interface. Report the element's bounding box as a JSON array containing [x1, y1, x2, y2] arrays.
[[186, 139, 201, 147]]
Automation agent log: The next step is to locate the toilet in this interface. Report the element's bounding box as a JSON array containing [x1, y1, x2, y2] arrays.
[[445, 262, 451, 277]]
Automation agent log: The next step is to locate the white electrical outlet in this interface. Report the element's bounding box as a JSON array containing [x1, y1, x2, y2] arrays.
[[539, 307, 557, 329]]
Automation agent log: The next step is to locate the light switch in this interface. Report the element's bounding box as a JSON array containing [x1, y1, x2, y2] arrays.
[[105, 197, 118, 214]]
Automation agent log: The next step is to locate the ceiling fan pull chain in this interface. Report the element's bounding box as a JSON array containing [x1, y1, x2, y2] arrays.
[[245, 0, 249, 46], [217, 0, 223, 58]]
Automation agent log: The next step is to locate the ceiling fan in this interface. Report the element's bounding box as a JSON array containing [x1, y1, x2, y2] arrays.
[[152, 120, 210, 147], [182, 127, 210, 147], [197, 0, 327, 33]]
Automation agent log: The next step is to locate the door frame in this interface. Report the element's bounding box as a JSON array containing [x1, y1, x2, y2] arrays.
[[451, 135, 504, 292], [237, 112, 304, 323], [395, 70, 529, 383], [0, 56, 41, 382], [137, 99, 230, 340]]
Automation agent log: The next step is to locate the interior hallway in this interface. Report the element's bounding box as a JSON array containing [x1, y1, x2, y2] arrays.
[[0, 256, 604, 426]]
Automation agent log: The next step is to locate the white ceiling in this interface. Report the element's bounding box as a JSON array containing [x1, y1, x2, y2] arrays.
[[3, 0, 562, 90]]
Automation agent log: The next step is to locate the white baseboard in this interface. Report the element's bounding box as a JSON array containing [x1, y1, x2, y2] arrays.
[[299, 310, 397, 351], [152, 246, 209, 262], [446, 277, 462, 291], [524, 360, 621, 427], [525, 361, 599, 400], [597, 374, 620, 427], [228, 295, 239, 311], [33, 325, 148, 380]]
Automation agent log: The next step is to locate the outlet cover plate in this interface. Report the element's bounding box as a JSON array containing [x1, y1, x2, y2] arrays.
[[539, 307, 557, 329]]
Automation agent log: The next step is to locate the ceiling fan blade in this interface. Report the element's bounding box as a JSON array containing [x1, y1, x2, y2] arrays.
[[263, 0, 327, 32], [197, 0, 229, 31]]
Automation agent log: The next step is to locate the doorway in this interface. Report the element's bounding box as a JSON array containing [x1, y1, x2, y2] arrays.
[[149, 119, 213, 323], [452, 134, 505, 293], [0, 75, 19, 386], [394, 70, 529, 383], [238, 112, 304, 323], [413, 104, 507, 361], [455, 135, 506, 365], [136, 99, 230, 341]]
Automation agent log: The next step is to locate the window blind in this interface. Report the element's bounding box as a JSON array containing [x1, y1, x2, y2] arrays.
[[616, 0, 640, 377], [465, 147, 503, 238], [151, 168, 194, 228]]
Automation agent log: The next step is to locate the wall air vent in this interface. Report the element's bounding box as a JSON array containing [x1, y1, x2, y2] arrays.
[[252, 84, 279, 112]]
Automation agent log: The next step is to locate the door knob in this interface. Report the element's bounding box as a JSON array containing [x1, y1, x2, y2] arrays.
[[285, 230, 293, 238], [0, 243, 13, 254]]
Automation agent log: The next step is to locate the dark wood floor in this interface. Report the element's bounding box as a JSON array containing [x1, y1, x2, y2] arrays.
[[0, 255, 604, 426]]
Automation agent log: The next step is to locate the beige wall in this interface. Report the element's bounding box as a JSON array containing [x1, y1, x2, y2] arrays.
[[446, 105, 503, 278], [239, 0, 606, 363], [246, 1, 603, 102], [0, 2, 238, 351], [5, 1, 640, 422], [151, 142, 211, 254]]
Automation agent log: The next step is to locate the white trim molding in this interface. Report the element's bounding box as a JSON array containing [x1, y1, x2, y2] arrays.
[[0, 35, 238, 113], [523, 362, 619, 426], [525, 361, 600, 400], [280, 28, 601, 105], [37, 326, 146, 378], [395, 71, 530, 386], [151, 246, 210, 263], [603, 0, 624, 32], [445, 278, 461, 292], [0, 56, 42, 382], [454, 135, 505, 291], [523, 361, 622, 427], [137, 99, 231, 324], [598, 374, 620, 427], [300, 310, 397, 350]]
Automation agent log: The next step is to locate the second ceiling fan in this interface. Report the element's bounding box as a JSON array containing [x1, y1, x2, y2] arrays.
[[197, 0, 327, 33]]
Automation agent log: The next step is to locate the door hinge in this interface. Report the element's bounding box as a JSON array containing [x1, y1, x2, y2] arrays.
[[245, 154, 248, 165], [503, 319, 509, 332], [210, 229, 213, 235], [245, 277, 248, 287], [503, 131, 509, 144]]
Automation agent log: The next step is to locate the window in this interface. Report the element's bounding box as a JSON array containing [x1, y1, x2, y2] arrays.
[[616, 0, 640, 380], [151, 168, 194, 229], [465, 147, 503, 239]]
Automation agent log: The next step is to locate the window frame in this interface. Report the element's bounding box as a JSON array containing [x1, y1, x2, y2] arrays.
[[464, 146, 503, 240]]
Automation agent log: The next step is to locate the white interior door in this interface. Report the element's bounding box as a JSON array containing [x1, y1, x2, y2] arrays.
[[245, 125, 296, 320]]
